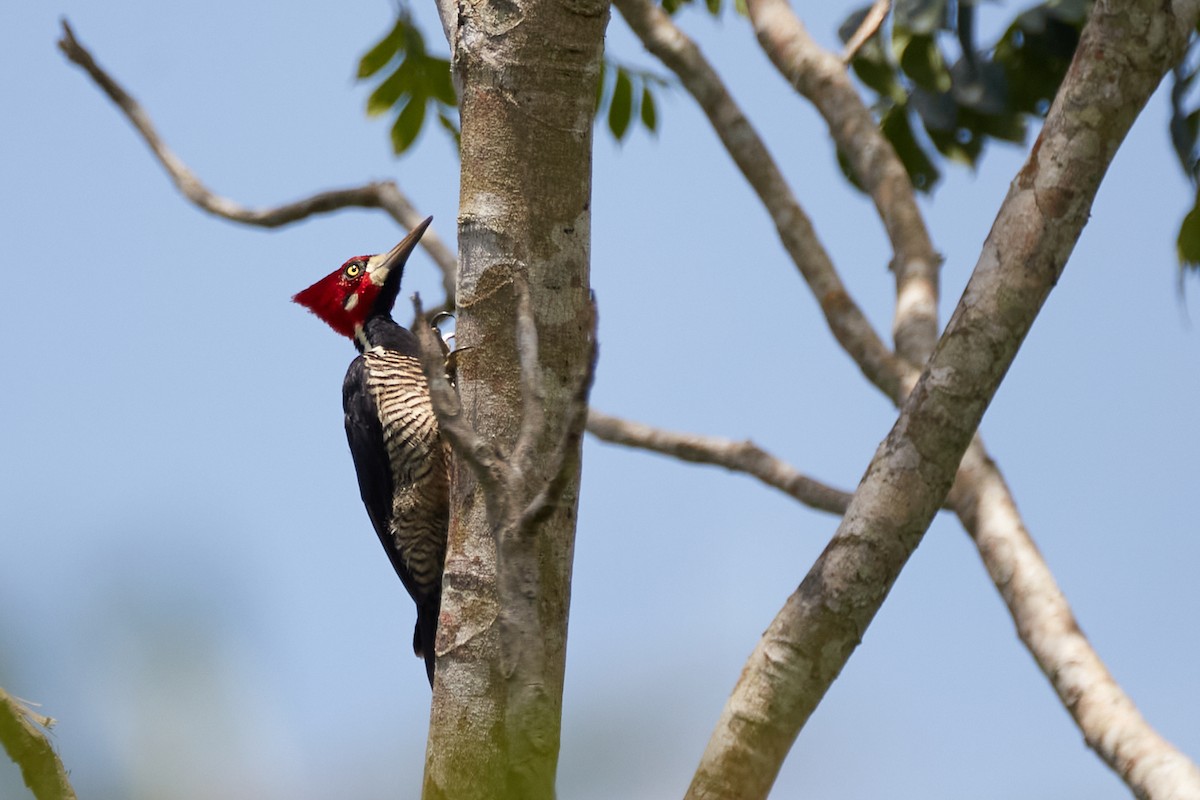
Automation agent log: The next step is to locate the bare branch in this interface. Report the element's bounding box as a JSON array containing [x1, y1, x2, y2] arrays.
[[685, 0, 1200, 796], [614, 0, 908, 403], [520, 298, 599, 532], [591, 403, 1200, 797], [57, 18, 456, 298], [0, 688, 77, 800], [509, 272, 548, 489], [950, 438, 1200, 798], [841, 0, 890, 64], [587, 410, 852, 515], [618, 1, 1200, 794], [744, 0, 940, 364]]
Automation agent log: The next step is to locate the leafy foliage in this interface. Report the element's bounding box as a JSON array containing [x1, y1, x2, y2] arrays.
[[357, 11, 458, 155], [839, 0, 1089, 192], [355, 0, 683, 154], [596, 60, 667, 143], [357, 1, 1200, 276], [358, 7, 666, 155]]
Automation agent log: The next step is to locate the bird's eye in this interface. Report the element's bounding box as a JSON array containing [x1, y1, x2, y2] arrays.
[[345, 263, 363, 278]]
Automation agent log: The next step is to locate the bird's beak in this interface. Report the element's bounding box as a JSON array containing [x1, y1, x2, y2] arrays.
[[369, 216, 434, 286]]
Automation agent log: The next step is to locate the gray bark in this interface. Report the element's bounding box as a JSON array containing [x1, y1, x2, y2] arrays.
[[421, 0, 610, 797]]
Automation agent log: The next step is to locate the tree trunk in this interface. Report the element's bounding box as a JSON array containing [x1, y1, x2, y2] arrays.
[[422, 0, 610, 797]]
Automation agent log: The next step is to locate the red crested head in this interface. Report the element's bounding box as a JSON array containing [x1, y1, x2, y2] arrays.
[[293, 216, 433, 340]]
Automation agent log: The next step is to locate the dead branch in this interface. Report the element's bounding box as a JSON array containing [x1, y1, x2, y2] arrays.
[[56, 18, 456, 302], [586, 409, 852, 515]]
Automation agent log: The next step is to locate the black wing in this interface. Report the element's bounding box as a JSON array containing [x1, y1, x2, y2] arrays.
[[343, 357, 423, 604], [343, 353, 440, 686]]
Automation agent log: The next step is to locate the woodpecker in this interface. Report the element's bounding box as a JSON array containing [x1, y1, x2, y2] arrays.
[[293, 216, 448, 686]]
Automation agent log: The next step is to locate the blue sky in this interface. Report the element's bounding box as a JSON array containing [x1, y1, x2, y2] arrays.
[[3, 1, 1199, 798]]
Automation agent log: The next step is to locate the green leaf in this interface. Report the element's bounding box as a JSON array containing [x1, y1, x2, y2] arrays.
[[1178, 193, 1200, 270], [994, 2, 1084, 116], [367, 58, 415, 116], [924, 120, 984, 166], [705, 0, 721, 16], [391, 95, 427, 154], [609, 68, 633, 141], [950, 57, 1009, 116], [894, 0, 950, 34], [898, 34, 951, 93], [400, 16, 428, 58], [357, 18, 405, 79], [425, 57, 457, 106], [881, 105, 940, 192], [1170, 59, 1200, 178], [662, 0, 682, 15], [640, 85, 657, 132], [910, 87, 957, 133], [964, 106, 1027, 144]]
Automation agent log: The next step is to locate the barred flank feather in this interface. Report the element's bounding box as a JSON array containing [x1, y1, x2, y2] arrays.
[[364, 349, 449, 599]]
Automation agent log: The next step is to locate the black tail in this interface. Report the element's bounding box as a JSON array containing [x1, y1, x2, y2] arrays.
[[413, 599, 439, 687]]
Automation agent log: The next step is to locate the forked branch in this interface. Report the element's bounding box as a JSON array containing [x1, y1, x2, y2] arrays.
[[681, 1, 1199, 797], [614, 2, 1200, 797]]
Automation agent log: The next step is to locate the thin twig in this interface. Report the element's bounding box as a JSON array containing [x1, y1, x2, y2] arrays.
[[587, 410, 852, 516], [56, 18, 456, 300], [841, 0, 890, 63]]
